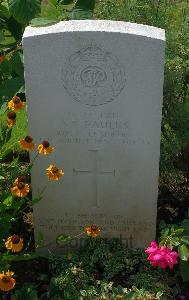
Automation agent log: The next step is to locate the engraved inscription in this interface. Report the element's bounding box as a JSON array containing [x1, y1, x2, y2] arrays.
[[47, 111, 151, 147], [62, 45, 126, 106], [37, 214, 155, 248], [81, 66, 107, 88], [73, 150, 115, 208]]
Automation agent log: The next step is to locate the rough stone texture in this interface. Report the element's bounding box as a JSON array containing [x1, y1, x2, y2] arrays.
[[24, 20, 165, 39], [23, 20, 165, 252]]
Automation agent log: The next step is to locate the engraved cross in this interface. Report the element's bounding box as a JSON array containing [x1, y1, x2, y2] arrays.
[[73, 150, 115, 208]]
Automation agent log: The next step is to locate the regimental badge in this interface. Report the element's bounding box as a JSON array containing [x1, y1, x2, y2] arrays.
[[62, 45, 126, 106]]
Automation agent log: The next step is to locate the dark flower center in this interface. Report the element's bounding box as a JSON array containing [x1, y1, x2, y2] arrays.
[[52, 167, 58, 174], [24, 136, 33, 143], [2, 276, 10, 283], [13, 96, 20, 104], [17, 176, 26, 183], [7, 112, 16, 120], [11, 235, 20, 244], [17, 182, 25, 190], [42, 140, 50, 148], [91, 224, 98, 231]]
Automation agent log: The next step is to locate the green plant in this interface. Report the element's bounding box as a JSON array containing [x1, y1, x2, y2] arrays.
[[125, 287, 164, 300], [12, 283, 39, 300], [129, 269, 179, 299], [158, 219, 189, 282], [49, 238, 179, 299], [0, 0, 189, 298], [49, 238, 147, 280]]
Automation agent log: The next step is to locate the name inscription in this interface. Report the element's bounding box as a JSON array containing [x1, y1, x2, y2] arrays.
[[47, 111, 150, 147]]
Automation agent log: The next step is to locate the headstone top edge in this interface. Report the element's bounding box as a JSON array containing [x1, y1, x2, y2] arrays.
[[23, 20, 165, 41]]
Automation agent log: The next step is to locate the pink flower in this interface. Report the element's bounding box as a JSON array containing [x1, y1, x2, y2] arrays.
[[145, 242, 179, 270], [145, 241, 158, 255]]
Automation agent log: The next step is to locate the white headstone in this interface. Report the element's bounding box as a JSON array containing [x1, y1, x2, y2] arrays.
[[23, 20, 165, 251]]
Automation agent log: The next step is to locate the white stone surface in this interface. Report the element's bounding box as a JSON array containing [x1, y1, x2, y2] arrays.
[[23, 20, 165, 40], [23, 20, 165, 251]]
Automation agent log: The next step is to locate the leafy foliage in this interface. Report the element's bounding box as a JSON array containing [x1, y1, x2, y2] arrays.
[[8, 0, 41, 24], [0, 0, 189, 298], [12, 283, 38, 300], [48, 239, 177, 299]]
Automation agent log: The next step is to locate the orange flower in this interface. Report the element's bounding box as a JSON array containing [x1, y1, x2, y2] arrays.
[[38, 140, 54, 155], [46, 164, 64, 181], [84, 224, 100, 237], [0, 271, 15, 292], [8, 96, 25, 112], [0, 55, 5, 63], [14, 176, 27, 184], [5, 234, 24, 253], [11, 177, 30, 197], [19, 136, 35, 151], [7, 111, 16, 128]]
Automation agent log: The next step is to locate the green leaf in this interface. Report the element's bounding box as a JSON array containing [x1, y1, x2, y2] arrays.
[[173, 227, 184, 235], [3, 194, 13, 207], [56, 234, 72, 245], [8, 0, 41, 24], [0, 30, 5, 43], [11, 197, 26, 212], [178, 244, 189, 261], [181, 236, 189, 245], [61, 0, 74, 4], [180, 260, 189, 281], [0, 3, 10, 18], [71, 8, 93, 20], [75, 0, 95, 11], [0, 77, 24, 99], [71, 0, 96, 19], [41, 1, 62, 19], [49, 0, 58, 5], [161, 227, 170, 238], [2, 253, 39, 262], [30, 196, 42, 206], [6, 16, 23, 42], [35, 232, 44, 248], [30, 17, 59, 27], [62, 1, 76, 11], [0, 34, 16, 48], [58, 0, 75, 6], [0, 59, 12, 75], [12, 283, 39, 300], [0, 102, 8, 114], [17, 84, 25, 93], [182, 218, 189, 236], [166, 236, 180, 249], [10, 51, 24, 77]]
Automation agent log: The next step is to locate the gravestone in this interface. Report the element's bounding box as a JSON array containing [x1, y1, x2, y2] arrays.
[[23, 20, 165, 252]]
